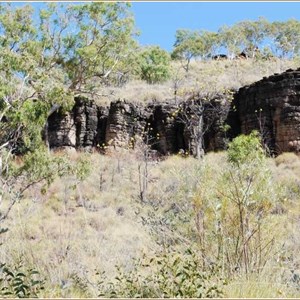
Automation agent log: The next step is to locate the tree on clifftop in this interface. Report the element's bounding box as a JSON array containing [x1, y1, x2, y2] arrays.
[[271, 19, 300, 58], [171, 29, 220, 71], [138, 46, 171, 84]]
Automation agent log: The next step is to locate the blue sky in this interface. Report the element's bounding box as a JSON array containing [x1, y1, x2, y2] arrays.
[[131, 2, 300, 51], [10, 1, 300, 52]]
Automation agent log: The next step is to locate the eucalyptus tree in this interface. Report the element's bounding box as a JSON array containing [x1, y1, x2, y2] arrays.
[[271, 19, 300, 58], [0, 2, 136, 222], [236, 18, 270, 58], [218, 24, 246, 59], [171, 29, 203, 72], [172, 29, 221, 71], [138, 45, 171, 84]]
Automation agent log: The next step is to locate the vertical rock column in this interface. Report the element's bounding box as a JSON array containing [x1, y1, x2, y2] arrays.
[[74, 97, 99, 150], [105, 100, 149, 149], [203, 94, 238, 152], [150, 103, 184, 155], [47, 110, 76, 150]]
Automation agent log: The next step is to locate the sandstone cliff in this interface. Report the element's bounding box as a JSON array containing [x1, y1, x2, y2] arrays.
[[236, 67, 300, 154], [47, 68, 300, 156]]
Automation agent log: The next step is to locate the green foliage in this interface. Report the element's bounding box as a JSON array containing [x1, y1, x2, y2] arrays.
[[171, 29, 203, 71], [227, 131, 265, 166], [271, 19, 300, 58], [0, 2, 122, 224], [171, 18, 300, 61], [0, 2, 137, 151], [15, 148, 72, 186], [138, 46, 171, 84], [60, 2, 136, 90], [98, 248, 226, 298], [171, 29, 218, 71], [212, 133, 275, 275], [73, 154, 92, 182], [0, 261, 44, 298]]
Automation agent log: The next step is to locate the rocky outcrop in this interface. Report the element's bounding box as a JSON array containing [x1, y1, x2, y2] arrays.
[[74, 98, 103, 149], [235, 68, 300, 154], [105, 100, 151, 149], [47, 94, 235, 156], [149, 102, 184, 155], [47, 97, 108, 151], [46, 68, 300, 156], [47, 109, 76, 149]]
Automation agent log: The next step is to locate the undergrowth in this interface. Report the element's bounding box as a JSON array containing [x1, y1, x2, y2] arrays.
[[1, 135, 300, 297]]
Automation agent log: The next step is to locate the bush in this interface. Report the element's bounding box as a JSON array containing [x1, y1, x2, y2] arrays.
[[0, 261, 45, 298], [98, 248, 226, 298], [218, 132, 276, 275], [138, 46, 171, 84], [190, 132, 279, 277], [275, 152, 300, 167], [227, 131, 265, 166]]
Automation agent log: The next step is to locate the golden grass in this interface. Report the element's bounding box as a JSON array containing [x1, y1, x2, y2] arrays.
[[1, 149, 300, 297], [0, 152, 157, 297], [95, 58, 300, 105]]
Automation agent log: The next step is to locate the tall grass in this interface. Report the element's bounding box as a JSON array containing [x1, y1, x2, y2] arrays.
[[1, 147, 300, 297]]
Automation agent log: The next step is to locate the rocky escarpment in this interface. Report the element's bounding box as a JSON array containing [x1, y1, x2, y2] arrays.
[[47, 93, 235, 156], [47, 68, 300, 156], [105, 100, 152, 149], [236, 68, 300, 154]]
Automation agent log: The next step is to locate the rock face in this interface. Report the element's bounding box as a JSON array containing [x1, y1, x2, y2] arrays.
[[47, 109, 76, 149], [74, 98, 102, 149], [47, 94, 235, 156], [149, 102, 184, 155], [46, 68, 300, 156], [236, 68, 300, 154], [47, 97, 108, 151], [105, 100, 151, 149]]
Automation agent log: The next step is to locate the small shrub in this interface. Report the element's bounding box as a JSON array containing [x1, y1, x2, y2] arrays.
[[218, 132, 276, 275], [275, 152, 300, 167], [98, 248, 226, 298], [227, 131, 265, 166], [0, 261, 45, 298]]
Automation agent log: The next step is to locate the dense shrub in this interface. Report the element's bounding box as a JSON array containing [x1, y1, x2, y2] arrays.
[[98, 248, 226, 298], [138, 46, 171, 84]]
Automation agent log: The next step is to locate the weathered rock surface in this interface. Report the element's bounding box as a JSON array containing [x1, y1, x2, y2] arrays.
[[48, 109, 76, 149], [74, 97, 102, 149], [149, 102, 184, 155], [47, 97, 108, 151], [46, 68, 300, 156], [105, 100, 151, 149], [235, 67, 300, 154]]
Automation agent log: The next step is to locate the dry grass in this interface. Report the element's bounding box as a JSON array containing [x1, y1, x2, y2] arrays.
[[95, 58, 300, 105], [0, 151, 156, 297], [1, 148, 300, 297]]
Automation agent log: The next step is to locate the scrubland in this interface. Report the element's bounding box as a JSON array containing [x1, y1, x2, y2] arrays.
[[1, 59, 300, 298], [1, 146, 300, 297], [1, 3, 300, 297]]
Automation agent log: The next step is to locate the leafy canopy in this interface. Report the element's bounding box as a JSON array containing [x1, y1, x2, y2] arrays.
[[138, 46, 171, 84], [0, 2, 134, 225]]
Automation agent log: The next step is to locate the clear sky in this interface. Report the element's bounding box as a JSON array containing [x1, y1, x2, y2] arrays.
[[10, 1, 300, 52], [130, 2, 300, 51]]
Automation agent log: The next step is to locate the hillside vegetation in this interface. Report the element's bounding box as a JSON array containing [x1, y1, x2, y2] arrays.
[[106, 58, 299, 104], [0, 2, 300, 298], [2, 146, 300, 297]]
